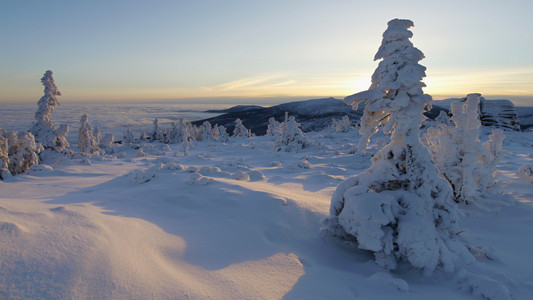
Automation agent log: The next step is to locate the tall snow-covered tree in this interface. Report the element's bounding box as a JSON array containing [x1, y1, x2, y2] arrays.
[[78, 115, 100, 154], [324, 19, 473, 274], [30, 70, 69, 151]]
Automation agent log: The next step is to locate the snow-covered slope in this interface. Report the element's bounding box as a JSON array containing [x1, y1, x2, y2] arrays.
[[1, 128, 532, 299]]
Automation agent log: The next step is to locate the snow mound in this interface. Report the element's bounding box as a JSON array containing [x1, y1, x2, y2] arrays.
[[456, 269, 512, 300], [365, 272, 409, 292], [518, 164, 533, 183], [187, 173, 215, 185]]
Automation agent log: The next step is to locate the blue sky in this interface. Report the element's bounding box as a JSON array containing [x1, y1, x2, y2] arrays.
[[1, 0, 532, 105]]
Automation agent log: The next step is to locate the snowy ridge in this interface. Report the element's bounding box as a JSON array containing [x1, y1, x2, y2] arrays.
[[193, 97, 362, 135]]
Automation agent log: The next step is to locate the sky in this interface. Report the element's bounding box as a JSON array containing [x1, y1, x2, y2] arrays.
[[1, 0, 532, 105]]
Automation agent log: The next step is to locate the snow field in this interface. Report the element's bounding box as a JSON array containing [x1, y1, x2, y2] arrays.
[[1, 128, 532, 299]]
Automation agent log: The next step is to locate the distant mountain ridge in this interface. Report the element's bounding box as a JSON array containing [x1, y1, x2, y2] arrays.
[[193, 97, 363, 135], [193, 97, 529, 136]]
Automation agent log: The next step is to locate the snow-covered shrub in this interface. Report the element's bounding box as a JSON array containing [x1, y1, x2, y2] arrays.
[[330, 115, 352, 133], [518, 164, 533, 183], [139, 131, 148, 142], [232, 118, 251, 138], [233, 170, 250, 181], [78, 115, 100, 155], [274, 114, 308, 152], [324, 19, 473, 275], [99, 133, 115, 154], [30, 70, 69, 151], [424, 94, 505, 204], [266, 117, 281, 136], [8, 132, 42, 175], [123, 128, 136, 144]]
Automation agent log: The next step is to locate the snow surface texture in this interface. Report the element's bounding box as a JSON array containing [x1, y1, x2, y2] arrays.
[[325, 19, 473, 275], [30, 70, 69, 151]]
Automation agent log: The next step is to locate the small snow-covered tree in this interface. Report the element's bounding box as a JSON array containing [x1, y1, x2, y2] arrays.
[[218, 125, 229, 142], [99, 133, 115, 154], [123, 128, 136, 144], [168, 119, 186, 144], [266, 117, 281, 136], [330, 115, 352, 133], [424, 94, 505, 204], [274, 113, 308, 152], [0, 132, 10, 179], [151, 119, 166, 142], [232, 118, 251, 138], [93, 126, 101, 145], [324, 19, 473, 274], [182, 128, 192, 156], [78, 115, 100, 154], [30, 70, 69, 151], [199, 121, 213, 141], [9, 132, 42, 175]]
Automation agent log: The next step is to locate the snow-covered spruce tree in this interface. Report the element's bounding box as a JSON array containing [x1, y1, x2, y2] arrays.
[[232, 118, 251, 138], [323, 19, 473, 275], [78, 115, 100, 154], [30, 70, 69, 151], [8, 132, 42, 175], [424, 94, 505, 204], [274, 113, 308, 152]]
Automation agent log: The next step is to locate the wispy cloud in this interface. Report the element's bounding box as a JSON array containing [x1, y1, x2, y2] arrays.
[[205, 74, 296, 92], [426, 66, 533, 96]]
